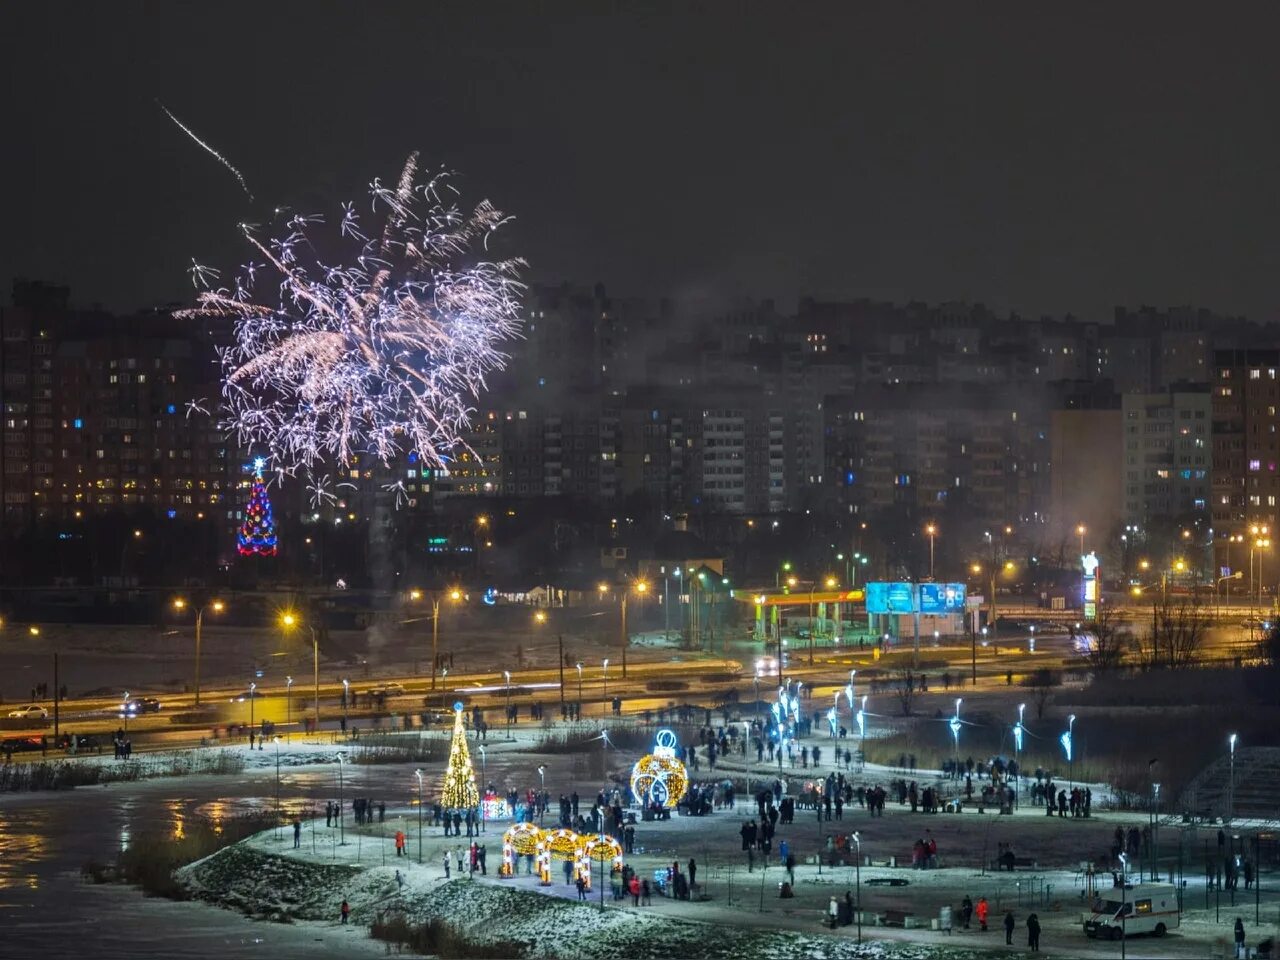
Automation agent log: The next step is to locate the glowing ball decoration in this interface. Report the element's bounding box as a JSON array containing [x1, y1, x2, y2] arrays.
[[630, 729, 688, 809]]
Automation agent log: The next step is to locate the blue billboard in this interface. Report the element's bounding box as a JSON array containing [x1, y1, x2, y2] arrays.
[[866, 581, 917, 614], [917, 582, 966, 614]]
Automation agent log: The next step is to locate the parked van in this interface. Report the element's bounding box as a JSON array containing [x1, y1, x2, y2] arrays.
[[1082, 883, 1179, 940]]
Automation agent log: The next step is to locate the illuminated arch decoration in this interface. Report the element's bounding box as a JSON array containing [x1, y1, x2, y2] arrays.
[[500, 821, 541, 877], [544, 827, 582, 860], [630, 728, 688, 809], [584, 833, 624, 873]]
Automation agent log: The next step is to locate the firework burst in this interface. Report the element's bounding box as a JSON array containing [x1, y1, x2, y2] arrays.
[[182, 153, 524, 477]]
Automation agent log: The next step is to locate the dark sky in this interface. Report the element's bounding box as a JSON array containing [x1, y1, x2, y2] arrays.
[[5, 2, 1280, 321]]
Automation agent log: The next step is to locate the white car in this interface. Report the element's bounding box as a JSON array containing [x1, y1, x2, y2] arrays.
[[7, 705, 49, 720]]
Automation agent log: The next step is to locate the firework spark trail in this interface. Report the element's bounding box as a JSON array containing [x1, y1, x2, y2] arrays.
[[181, 153, 524, 487], [157, 100, 254, 201]]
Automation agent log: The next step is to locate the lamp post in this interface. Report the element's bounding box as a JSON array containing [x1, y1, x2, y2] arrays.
[[439, 668, 449, 713], [173, 597, 224, 706], [504, 670, 512, 739], [949, 698, 962, 770], [336, 752, 345, 845], [1013, 702, 1025, 808], [1061, 714, 1076, 790], [1223, 732, 1233, 824], [1077, 523, 1086, 557], [285, 676, 293, 737], [479, 745, 487, 831], [273, 736, 281, 839], [341, 678, 349, 733], [852, 831, 862, 944], [429, 589, 463, 690], [1118, 851, 1128, 958], [925, 523, 937, 581], [249, 681, 257, 736], [602, 658, 609, 715], [415, 769, 423, 863], [856, 696, 867, 769], [754, 671, 761, 726], [576, 662, 583, 706], [122, 690, 130, 739], [280, 613, 319, 730], [537, 765, 546, 825]]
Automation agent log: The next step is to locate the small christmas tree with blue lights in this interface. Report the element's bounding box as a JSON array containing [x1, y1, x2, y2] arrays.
[[237, 458, 278, 557]]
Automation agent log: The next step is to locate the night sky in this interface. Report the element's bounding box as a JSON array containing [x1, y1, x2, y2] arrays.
[[6, 3, 1280, 321]]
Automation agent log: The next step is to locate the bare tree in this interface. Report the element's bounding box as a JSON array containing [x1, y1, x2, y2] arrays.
[[892, 666, 916, 716], [1020, 668, 1061, 719], [1141, 597, 1207, 668], [1079, 606, 1130, 675]]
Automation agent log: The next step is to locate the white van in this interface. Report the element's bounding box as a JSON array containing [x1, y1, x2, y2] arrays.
[[1082, 883, 1180, 940]]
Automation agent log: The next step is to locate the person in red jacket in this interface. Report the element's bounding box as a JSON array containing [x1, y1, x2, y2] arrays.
[[395, 830, 406, 857], [975, 896, 989, 931]]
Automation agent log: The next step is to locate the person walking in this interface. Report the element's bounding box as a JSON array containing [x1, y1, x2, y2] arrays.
[[575, 874, 587, 900], [1235, 917, 1246, 959], [688, 858, 697, 891], [339, 899, 350, 925], [1003, 910, 1015, 945], [293, 819, 302, 849], [395, 830, 406, 858], [975, 896, 989, 932], [960, 895, 973, 929], [1027, 913, 1041, 952], [630, 873, 641, 906], [443, 851, 451, 879]]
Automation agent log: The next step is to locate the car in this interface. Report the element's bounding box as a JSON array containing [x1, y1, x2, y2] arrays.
[[7, 705, 49, 720], [1, 735, 43, 753], [120, 697, 161, 715], [376, 683, 407, 697], [229, 689, 265, 703]]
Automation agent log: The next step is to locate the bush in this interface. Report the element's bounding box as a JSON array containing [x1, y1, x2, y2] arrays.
[[370, 912, 526, 958], [100, 811, 278, 899]]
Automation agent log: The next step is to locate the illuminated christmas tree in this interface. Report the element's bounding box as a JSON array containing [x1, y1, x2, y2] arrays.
[[439, 702, 479, 811], [237, 458, 278, 557]]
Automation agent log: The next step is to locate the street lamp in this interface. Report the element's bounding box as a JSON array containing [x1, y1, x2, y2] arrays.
[[122, 689, 130, 738], [285, 676, 293, 737], [1118, 852, 1128, 957], [273, 736, 281, 839], [415, 769, 424, 863], [856, 695, 867, 768], [479, 745, 487, 831], [504, 670, 513, 739], [754, 670, 761, 726], [432, 590, 462, 689], [852, 830, 862, 943], [341, 678, 349, 733], [537, 765, 546, 825], [575, 662, 583, 705], [1061, 714, 1076, 789], [279, 612, 320, 730], [336, 752, 346, 845], [949, 698, 962, 769], [173, 597, 225, 705], [249, 681, 257, 736], [602, 658, 609, 715], [1076, 523, 1086, 556], [1223, 732, 1233, 824], [1013, 702, 1026, 807], [925, 523, 937, 580]]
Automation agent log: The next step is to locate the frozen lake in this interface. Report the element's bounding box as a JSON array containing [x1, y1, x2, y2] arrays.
[[0, 756, 434, 958]]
